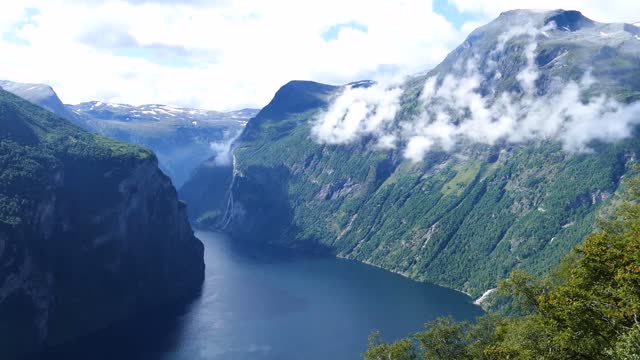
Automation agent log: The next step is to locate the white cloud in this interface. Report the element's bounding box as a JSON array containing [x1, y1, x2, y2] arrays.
[[312, 21, 640, 161], [1, 1, 634, 111], [209, 129, 241, 166], [447, 0, 639, 23], [0, 0, 463, 111], [311, 81, 402, 145]]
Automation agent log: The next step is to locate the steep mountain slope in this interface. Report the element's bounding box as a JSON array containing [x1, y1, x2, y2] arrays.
[[0, 89, 204, 359], [180, 81, 337, 226], [182, 9, 640, 298], [0, 80, 258, 187]]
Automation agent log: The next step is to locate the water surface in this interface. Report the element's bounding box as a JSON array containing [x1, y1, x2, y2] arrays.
[[37, 231, 482, 360]]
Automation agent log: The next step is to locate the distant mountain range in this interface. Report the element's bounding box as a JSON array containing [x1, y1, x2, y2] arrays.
[[0, 80, 259, 187]]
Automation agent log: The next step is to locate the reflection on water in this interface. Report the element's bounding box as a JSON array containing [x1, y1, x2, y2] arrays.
[[33, 231, 483, 360]]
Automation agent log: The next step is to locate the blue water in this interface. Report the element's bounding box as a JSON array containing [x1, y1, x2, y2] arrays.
[[36, 231, 482, 360]]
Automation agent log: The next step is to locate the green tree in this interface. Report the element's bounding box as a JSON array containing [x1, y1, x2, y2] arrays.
[[414, 317, 470, 359], [535, 177, 640, 358], [364, 331, 417, 360], [608, 324, 640, 360]]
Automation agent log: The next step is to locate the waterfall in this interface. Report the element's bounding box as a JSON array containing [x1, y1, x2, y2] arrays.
[[219, 152, 237, 230]]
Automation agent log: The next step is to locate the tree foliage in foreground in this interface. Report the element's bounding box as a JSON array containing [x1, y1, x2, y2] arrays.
[[364, 177, 640, 360]]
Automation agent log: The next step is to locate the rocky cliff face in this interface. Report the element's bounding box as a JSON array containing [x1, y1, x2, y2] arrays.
[[181, 10, 640, 298], [0, 89, 204, 359]]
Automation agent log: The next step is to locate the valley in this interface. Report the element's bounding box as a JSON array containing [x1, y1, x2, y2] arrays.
[[1, 5, 639, 360]]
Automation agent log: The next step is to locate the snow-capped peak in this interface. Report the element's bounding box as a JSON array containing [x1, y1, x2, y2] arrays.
[[161, 105, 183, 113], [106, 103, 128, 109]]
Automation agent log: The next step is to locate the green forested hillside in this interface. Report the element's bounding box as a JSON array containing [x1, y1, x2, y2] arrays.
[[184, 88, 638, 298], [221, 95, 638, 297], [0, 88, 152, 232], [0, 89, 204, 359], [364, 177, 640, 359]]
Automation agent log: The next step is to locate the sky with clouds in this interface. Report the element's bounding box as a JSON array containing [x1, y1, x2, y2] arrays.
[[0, 0, 637, 110]]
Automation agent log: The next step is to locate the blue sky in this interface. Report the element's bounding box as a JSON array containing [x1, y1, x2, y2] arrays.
[[0, 0, 635, 110], [433, 0, 478, 28], [322, 22, 369, 41], [2, 7, 39, 46], [317, 2, 479, 43]]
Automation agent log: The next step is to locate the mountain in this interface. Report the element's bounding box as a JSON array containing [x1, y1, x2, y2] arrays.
[[0, 89, 204, 359], [179, 81, 338, 226], [67, 102, 258, 187], [0, 80, 259, 187], [181, 9, 640, 299], [0, 80, 73, 119]]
